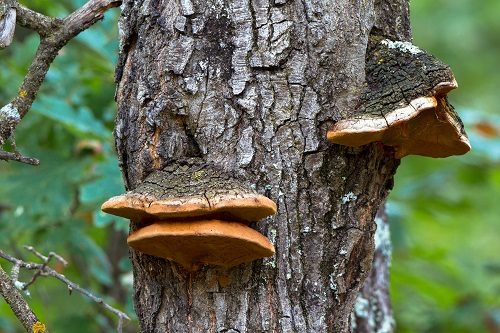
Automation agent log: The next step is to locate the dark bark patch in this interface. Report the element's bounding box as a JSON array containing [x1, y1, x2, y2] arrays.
[[201, 13, 235, 82]]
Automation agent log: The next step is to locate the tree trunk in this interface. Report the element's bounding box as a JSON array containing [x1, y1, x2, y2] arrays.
[[352, 205, 395, 333], [114, 0, 409, 331]]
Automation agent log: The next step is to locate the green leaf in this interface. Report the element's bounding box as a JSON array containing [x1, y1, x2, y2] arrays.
[[0, 150, 89, 221], [79, 157, 124, 205], [32, 96, 110, 139]]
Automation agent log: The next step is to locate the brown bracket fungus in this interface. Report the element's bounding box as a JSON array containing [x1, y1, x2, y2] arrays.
[[102, 162, 276, 223], [327, 35, 471, 159], [101, 161, 277, 270], [127, 219, 275, 271]]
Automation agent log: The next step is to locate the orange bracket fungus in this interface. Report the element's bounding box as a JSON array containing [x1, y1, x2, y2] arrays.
[[127, 220, 275, 270], [327, 35, 471, 158], [102, 161, 276, 271]]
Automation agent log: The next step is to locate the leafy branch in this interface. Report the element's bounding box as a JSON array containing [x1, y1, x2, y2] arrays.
[[0, 246, 130, 333], [0, 0, 122, 164], [0, 264, 46, 333]]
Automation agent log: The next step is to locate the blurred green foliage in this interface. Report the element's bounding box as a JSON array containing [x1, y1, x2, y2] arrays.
[[0, 1, 136, 332], [0, 1, 499, 333], [389, 1, 500, 332]]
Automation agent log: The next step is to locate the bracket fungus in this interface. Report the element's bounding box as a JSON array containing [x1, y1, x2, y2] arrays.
[[327, 36, 471, 159], [102, 164, 276, 223], [127, 220, 275, 271], [102, 162, 276, 271]]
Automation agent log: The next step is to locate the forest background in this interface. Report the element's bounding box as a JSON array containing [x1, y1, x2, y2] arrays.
[[0, 0, 499, 332]]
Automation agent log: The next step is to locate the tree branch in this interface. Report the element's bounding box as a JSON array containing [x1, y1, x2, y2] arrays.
[[0, 247, 130, 332], [0, 264, 48, 333], [64, 0, 122, 36], [0, 0, 122, 157], [24, 246, 68, 266], [0, 149, 40, 165], [21, 246, 67, 290], [10, 2, 56, 36], [11, 38, 63, 121]]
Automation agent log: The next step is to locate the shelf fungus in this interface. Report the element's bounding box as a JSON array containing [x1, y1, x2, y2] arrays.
[[127, 220, 275, 270], [102, 162, 276, 271], [327, 36, 471, 159]]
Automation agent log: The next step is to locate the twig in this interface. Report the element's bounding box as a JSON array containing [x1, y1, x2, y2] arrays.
[[12, 2, 56, 36], [0, 247, 130, 332], [22, 246, 67, 290], [0, 149, 40, 165], [0, 264, 48, 333], [0, 0, 122, 152], [24, 246, 68, 266]]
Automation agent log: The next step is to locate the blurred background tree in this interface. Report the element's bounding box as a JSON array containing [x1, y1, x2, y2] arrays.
[[0, 0, 498, 332], [0, 0, 136, 331], [389, 1, 500, 332]]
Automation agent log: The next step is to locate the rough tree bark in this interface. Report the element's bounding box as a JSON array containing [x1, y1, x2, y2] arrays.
[[114, 0, 410, 332], [352, 3, 411, 332]]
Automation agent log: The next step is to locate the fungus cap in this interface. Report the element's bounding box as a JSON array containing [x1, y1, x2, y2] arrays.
[[327, 36, 471, 159], [327, 95, 471, 158], [102, 190, 276, 223], [127, 219, 275, 271], [101, 164, 277, 223]]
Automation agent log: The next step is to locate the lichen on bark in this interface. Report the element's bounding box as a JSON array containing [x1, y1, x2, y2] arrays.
[[354, 35, 458, 119], [0, 103, 20, 145], [0, 6, 16, 48]]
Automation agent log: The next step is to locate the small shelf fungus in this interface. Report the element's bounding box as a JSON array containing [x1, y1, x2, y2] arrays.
[[327, 36, 471, 159], [101, 161, 277, 271]]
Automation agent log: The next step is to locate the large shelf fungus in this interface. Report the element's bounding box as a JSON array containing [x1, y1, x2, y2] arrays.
[[102, 161, 277, 271], [327, 36, 471, 159], [127, 219, 275, 271]]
